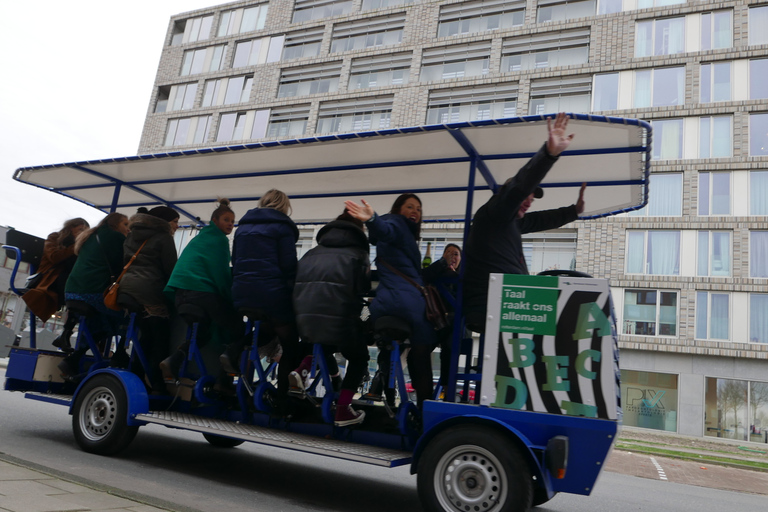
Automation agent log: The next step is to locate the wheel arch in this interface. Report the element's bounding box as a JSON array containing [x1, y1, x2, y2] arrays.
[[70, 369, 150, 426], [411, 415, 546, 487]]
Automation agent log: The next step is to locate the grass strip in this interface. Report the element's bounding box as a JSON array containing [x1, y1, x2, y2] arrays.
[[615, 443, 768, 471], [618, 438, 756, 457]]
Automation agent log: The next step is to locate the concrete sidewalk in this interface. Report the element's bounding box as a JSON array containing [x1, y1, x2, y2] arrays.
[[0, 456, 175, 512]]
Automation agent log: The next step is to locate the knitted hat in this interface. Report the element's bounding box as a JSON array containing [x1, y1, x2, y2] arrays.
[[145, 206, 179, 222]]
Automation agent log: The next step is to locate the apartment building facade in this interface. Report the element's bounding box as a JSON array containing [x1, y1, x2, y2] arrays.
[[138, 0, 768, 443]]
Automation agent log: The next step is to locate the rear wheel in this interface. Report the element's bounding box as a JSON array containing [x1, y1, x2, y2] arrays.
[[418, 425, 533, 512], [72, 374, 138, 455], [203, 433, 244, 448]]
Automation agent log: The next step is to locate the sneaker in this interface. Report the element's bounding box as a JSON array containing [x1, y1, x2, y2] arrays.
[[258, 337, 282, 363], [288, 370, 305, 392], [334, 405, 365, 427]]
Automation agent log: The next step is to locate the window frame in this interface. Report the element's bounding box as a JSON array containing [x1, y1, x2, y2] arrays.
[[695, 291, 731, 341], [622, 288, 679, 338]]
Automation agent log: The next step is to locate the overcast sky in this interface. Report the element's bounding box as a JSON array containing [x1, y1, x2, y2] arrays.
[[0, 0, 220, 238]]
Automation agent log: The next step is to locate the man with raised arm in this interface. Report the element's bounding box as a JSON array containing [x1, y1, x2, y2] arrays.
[[463, 113, 586, 333]]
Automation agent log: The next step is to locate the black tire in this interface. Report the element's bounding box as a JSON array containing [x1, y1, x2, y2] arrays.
[[203, 433, 244, 448], [532, 488, 556, 507], [72, 374, 138, 455], [418, 425, 533, 512]]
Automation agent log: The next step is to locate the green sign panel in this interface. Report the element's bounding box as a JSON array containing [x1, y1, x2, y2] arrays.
[[499, 275, 558, 335]]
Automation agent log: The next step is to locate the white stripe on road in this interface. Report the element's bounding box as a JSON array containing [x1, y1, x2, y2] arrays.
[[650, 457, 668, 481]]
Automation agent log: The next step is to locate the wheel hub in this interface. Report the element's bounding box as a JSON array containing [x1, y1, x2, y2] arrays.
[[83, 389, 116, 439], [438, 450, 504, 512]]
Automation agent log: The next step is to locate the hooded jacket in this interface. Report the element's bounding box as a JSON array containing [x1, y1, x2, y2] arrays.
[[231, 207, 299, 321], [120, 213, 177, 307], [293, 220, 370, 347]]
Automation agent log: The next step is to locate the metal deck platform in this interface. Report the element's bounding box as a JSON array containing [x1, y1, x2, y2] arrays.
[[135, 411, 413, 467], [24, 392, 73, 406]]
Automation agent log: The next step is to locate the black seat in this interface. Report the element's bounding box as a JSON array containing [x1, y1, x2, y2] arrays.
[[177, 303, 208, 325], [374, 316, 412, 341], [117, 293, 143, 313], [537, 269, 593, 278], [65, 300, 96, 317]]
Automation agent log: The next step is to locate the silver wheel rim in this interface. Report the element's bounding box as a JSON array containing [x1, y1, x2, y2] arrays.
[[78, 385, 117, 442], [433, 444, 508, 512]]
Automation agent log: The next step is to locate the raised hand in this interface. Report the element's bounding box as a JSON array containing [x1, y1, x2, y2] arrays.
[[546, 112, 575, 157], [575, 182, 587, 214], [344, 199, 375, 222]]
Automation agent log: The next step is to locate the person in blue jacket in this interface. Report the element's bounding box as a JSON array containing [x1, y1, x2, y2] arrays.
[[228, 189, 306, 404], [345, 194, 436, 409]]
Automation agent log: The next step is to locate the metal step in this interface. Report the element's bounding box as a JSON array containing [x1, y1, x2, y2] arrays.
[[135, 411, 413, 467], [24, 392, 72, 406]]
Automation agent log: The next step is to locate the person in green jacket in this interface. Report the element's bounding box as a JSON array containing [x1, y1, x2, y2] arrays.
[[160, 199, 242, 394], [58, 212, 129, 379]]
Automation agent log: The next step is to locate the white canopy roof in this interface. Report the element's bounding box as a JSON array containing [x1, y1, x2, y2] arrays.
[[14, 114, 651, 225]]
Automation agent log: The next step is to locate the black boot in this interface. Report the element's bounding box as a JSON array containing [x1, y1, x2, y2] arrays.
[[52, 313, 79, 352], [220, 342, 245, 374], [159, 349, 186, 383], [362, 371, 384, 400]]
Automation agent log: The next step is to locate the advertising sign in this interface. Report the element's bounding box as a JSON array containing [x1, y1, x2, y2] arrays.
[[480, 274, 621, 420]]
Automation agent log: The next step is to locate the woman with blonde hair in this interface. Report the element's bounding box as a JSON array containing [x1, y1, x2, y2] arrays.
[[228, 189, 305, 409]]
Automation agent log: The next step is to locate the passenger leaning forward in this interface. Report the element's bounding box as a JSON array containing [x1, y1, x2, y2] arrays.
[[345, 194, 436, 409], [161, 198, 243, 395]]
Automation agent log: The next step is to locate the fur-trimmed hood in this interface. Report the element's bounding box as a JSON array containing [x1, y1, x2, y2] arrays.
[[128, 213, 173, 242]]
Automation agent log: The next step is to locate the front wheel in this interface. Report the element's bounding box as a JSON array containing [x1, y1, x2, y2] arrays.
[[72, 374, 138, 455], [418, 425, 533, 512]]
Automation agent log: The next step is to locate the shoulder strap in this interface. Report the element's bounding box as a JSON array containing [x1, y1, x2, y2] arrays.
[[379, 260, 423, 292], [113, 240, 148, 284]]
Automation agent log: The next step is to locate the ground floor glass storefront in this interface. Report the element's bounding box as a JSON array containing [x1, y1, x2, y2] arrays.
[[620, 370, 679, 432], [704, 377, 768, 443]]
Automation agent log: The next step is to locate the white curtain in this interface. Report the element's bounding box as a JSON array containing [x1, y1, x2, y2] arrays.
[[751, 231, 768, 277], [710, 293, 729, 340], [749, 6, 768, 45], [648, 231, 680, 274], [649, 173, 682, 215], [750, 294, 768, 343], [654, 120, 683, 160], [750, 172, 768, 215], [626, 231, 645, 273], [711, 232, 731, 276]]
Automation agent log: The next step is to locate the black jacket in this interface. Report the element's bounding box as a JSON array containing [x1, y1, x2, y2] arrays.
[[463, 144, 578, 314], [293, 220, 370, 347], [121, 214, 177, 307]]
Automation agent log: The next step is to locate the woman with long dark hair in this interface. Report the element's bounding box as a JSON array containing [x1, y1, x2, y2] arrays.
[[345, 194, 436, 409]]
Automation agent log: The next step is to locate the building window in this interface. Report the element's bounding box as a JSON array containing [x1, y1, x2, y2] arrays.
[[164, 115, 212, 146], [699, 116, 731, 158], [701, 11, 732, 51], [362, 0, 415, 10], [749, 6, 768, 46], [751, 59, 768, 100], [331, 13, 405, 53], [282, 28, 323, 61], [218, 4, 268, 37], [293, 0, 353, 23], [522, 232, 577, 274], [537, 0, 595, 23], [628, 173, 682, 216], [637, 0, 685, 6], [426, 83, 518, 124], [202, 76, 253, 107], [621, 370, 678, 432], [277, 62, 343, 98], [438, 0, 525, 38], [597, 0, 622, 14], [171, 15, 214, 46], [626, 230, 680, 275], [697, 231, 731, 277], [751, 172, 768, 215], [592, 73, 618, 111], [349, 52, 411, 90], [529, 76, 591, 115], [316, 96, 394, 134], [180, 45, 226, 76], [635, 17, 685, 58], [751, 294, 768, 344], [155, 83, 198, 113], [266, 105, 310, 138], [750, 113, 768, 156], [622, 289, 678, 336], [704, 378, 768, 442], [634, 67, 685, 108], [502, 28, 589, 73], [651, 119, 683, 160], [420, 42, 491, 82], [216, 109, 269, 143], [700, 62, 731, 103], [751, 231, 768, 278], [233, 36, 284, 68], [698, 172, 731, 216]]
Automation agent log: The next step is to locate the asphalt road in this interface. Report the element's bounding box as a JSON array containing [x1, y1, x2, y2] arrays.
[[1, 370, 767, 512]]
